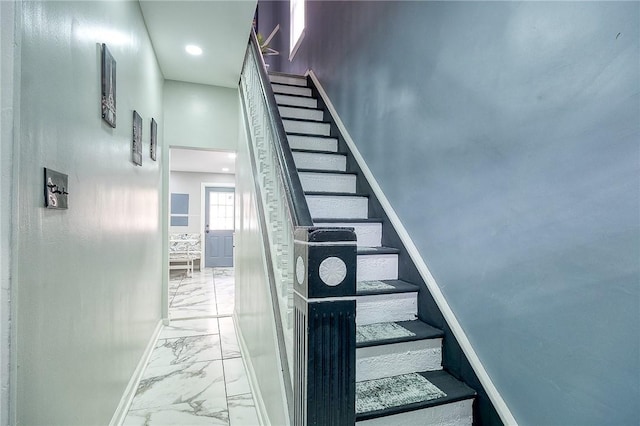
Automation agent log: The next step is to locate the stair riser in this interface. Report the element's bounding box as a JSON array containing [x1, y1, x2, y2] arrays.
[[275, 94, 317, 108], [357, 254, 398, 281], [269, 74, 307, 86], [293, 152, 346, 171], [272, 83, 312, 97], [306, 195, 368, 220], [356, 293, 416, 325], [279, 106, 324, 121], [288, 135, 338, 152], [300, 173, 357, 193], [356, 399, 473, 426], [314, 222, 382, 247], [284, 119, 331, 136], [356, 339, 443, 382]]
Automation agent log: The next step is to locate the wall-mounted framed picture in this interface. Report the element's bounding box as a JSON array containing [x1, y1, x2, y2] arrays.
[[101, 43, 116, 128], [150, 118, 157, 161], [132, 111, 142, 166]]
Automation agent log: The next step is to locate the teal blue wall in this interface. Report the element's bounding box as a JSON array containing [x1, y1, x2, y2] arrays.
[[260, 1, 640, 424]]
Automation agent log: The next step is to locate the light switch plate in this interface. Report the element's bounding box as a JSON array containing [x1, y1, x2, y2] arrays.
[[44, 168, 69, 209]]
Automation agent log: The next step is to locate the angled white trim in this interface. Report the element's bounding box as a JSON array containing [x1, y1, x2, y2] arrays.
[[109, 320, 163, 426], [306, 69, 518, 426], [289, 29, 305, 62]]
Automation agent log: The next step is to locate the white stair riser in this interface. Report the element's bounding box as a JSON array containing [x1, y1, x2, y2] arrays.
[[356, 399, 473, 426], [300, 173, 356, 193], [288, 135, 338, 152], [314, 222, 382, 247], [272, 83, 312, 97], [275, 94, 317, 108], [269, 74, 307, 86], [279, 106, 324, 121], [356, 339, 443, 382], [306, 195, 368, 220], [284, 120, 331, 136], [357, 254, 398, 281], [356, 293, 416, 325], [292, 152, 346, 171]]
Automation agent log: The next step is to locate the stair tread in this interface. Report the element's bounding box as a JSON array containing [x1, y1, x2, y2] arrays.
[[356, 320, 443, 348], [305, 191, 368, 197], [269, 71, 306, 79], [274, 92, 316, 99], [291, 148, 343, 155], [282, 117, 330, 125], [287, 133, 337, 140], [314, 218, 383, 223], [357, 246, 400, 255], [298, 168, 355, 175], [271, 82, 310, 89], [356, 279, 418, 296], [355, 370, 476, 421], [278, 104, 322, 112]]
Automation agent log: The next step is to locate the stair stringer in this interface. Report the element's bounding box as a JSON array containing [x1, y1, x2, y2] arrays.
[[305, 69, 517, 426]]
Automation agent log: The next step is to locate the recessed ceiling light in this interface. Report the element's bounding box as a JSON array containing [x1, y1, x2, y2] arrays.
[[222, 167, 230, 172], [185, 44, 202, 56], [228, 153, 236, 159]]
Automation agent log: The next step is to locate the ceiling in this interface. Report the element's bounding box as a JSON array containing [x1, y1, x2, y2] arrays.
[[170, 148, 236, 174], [139, 0, 258, 88]]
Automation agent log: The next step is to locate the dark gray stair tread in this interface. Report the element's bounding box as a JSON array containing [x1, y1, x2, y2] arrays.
[[282, 117, 330, 125], [287, 133, 336, 140], [356, 320, 443, 348], [269, 71, 306, 79], [273, 92, 315, 99], [297, 168, 354, 175], [357, 246, 400, 255], [305, 191, 369, 197], [356, 279, 418, 296], [291, 148, 344, 155], [355, 370, 476, 421], [313, 218, 383, 223], [271, 82, 310, 89]]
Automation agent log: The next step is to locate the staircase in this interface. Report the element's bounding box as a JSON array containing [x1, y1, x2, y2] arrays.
[[269, 72, 476, 425]]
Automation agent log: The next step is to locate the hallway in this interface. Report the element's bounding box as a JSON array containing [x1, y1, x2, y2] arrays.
[[123, 269, 260, 425]]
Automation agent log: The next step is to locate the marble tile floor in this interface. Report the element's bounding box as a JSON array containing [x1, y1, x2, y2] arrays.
[[123, 268, 258, 425]]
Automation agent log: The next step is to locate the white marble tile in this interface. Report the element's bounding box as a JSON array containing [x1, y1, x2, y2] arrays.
[[219, 317, 241, 359], [228, 393, 260, 426], [170, 304, 218, 320], [160, 318, 220, 339], [223, 358, 251, 397], [147, 335, 222, 369], [130, 360, 227, 413], [123, 403, 228, 425]]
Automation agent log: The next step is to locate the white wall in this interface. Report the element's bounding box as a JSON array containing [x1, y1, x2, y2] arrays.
[[0, 2, 17, 424], [169, 171, 234, 234], [164, 80, 239, 151], [234, 95, 289, 425], [15, 1, 164, 424]]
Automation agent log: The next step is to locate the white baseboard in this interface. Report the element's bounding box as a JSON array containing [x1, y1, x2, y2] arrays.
[[109, 320, 163, 426], [306, 69, 518, 426], [233, 312, 269, 426]]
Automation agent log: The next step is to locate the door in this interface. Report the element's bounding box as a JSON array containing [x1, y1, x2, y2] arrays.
[[204, 187, 235, 267]]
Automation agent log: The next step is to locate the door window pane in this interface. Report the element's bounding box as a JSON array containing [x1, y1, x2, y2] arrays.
[[208, 191, 234, 230]]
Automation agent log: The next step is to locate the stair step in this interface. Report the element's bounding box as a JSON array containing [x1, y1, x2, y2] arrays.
[[356, 320, 444, 382], [357, 248, 399, 282], [356, 320, 443, 348], [306, 194, 368, 220], [272, 83, 312, 97], [275, 93, 317, 108], [279, 105, 324, 121], [314, 220, 381, 247], [357, 340, 442, 382], [283, 119, 331, 136], [292, 151, 346, 171], [299, 171, 357, 193], [355, 370, 475, 424], [357, 283, 415, 325], [288, 134, 338, 152], [269, 73, 307, 87]]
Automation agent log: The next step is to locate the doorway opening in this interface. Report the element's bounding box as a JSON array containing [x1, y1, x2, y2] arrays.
[[168, 147, 236, 320]]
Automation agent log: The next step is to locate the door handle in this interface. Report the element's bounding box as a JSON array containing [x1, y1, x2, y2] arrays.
[[205, 225, 210, 234]]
